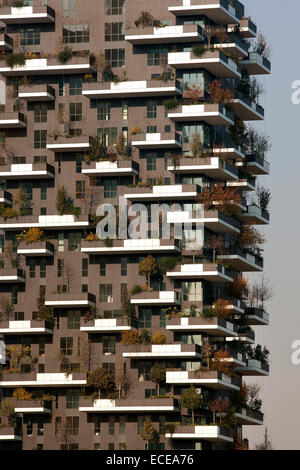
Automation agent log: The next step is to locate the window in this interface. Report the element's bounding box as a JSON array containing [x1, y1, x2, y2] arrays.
[[34, 103, 47, 123], [119, 416, 126, 435], [38, 364, 45, 373], [147, 101, 157, 119], [105, 22, 125, 41], [40, 207, 47, 215], [182, 281, 203, 302], [138, 362, 151, 382], [100, 284, 113, 303], [98, 127, 118, 146], [99, 258, 106, 276], [57, 285, 67, 293], [105, 0, 125, 15], [103, 335, 116, 355], [39, 338, 45, 356], [57, 259, 64, 277], [108, 443, 115, 450], [0, 131, 5, 151], [40, 182, 47, 201], [60, 337, 73, 356], [26, 418, 33, 437], [70, 77, 83, 96], [147, 125, 157, 134], [60, 444, 79, 450], [109, 416, 115, 435], [68, 232, 81, 251], [62, 24, 89, 43], [21, 26, 40, 45], [58, 232, 64, 252], [76, 180, 85, 199], [97, 101, 111, 121], [103, 178, 117, 198], [105, 48, 125, 67], [120, 284, 127, 302], [66, 390, 80, 409], [138, 308, 152, 329], [103, 363, 115, 377], [40, 258, 46, 278], [69, 103, 82, 121], [120, 257, 127, 276], [67, 311, 80, 329], [55, 417, 61, 436], [147, 48, 168, 66], [37, 417, 44, 437], [146, 154, 156, 171], [94, 416, 101, 435], [65, 416, 79, 435], [137, 416, 146, 435], [82, 284, 88, 292], [14, 311, 24, 321], [11, 286, 18, 305], [76, 155, 82, 173], [63, 0, 76, 17], [34, 130, 47, 149], [82, 258, 88, 277], [160, 310, 166, 328], [29, 259, 36, 278], [34, 155, 47, 164], [122, 101, 128, 120], [165, 125, 171, 133]]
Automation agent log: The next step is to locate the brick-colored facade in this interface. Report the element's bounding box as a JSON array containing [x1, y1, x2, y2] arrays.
[[0, 0, 270, 450]]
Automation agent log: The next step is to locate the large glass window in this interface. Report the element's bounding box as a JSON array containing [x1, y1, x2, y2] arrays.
[[60, 337, 73, 356], [66, 390, 80, 409], [147, 48, 168, 66], [100, 284, 113, 303], [138, 308, 152, 329], [97, 101, 111, 121], [105, 0, 125, 15], [98, 127, 118, 146], [68, 232, 81, 251], [65, 416, 79, 435], [69, 103, 82, 121], [34, 103, 47, 123], [67, 311, 80, 329], [182, 282, 203, 302], [182, 123, 211, 146], [34, 130, 47, 149], [62, 24, 89, 43], [103, 335, 116, 355], [183, 71, 210, 91], [147, 100, 157, 119], [69, 77, 83, 96], [105, 49, 125, 67], [105, 22, 125, 41], [63, 0, 76, 18], [103, 178, 117, 198], [21, 26, 40, 45]]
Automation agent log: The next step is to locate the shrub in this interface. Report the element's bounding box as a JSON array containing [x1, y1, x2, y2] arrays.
[[129, 126, 143, 136], [192, 44, 208, 57], [0, 207, 17, 219], [58, 46, 73, 64], [121, 330, 139, 345], [6, 53, 26, 69], [130, 285, 143, 295], [152, 331, 166, 345], [139, 255, 159, 285], [13, 388, 32, 401], [85, 232, 99, 241], [56, 186, 74, 216], [17, 228, 43, 244], [104, 236, 113, 247], [159, 256, 178, 273], [163, 97, 179, 111]]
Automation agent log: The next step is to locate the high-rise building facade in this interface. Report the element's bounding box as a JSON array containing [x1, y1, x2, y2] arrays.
[[0, 0, 271, 450]]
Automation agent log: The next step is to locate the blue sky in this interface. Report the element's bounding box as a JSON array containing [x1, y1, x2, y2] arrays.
[[242, 0, 300, 450]]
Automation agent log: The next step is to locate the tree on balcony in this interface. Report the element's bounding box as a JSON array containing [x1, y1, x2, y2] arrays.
[[115, 366, 133, 399], [201, 342, 214, 370], [87, 367, 115, 398], [238, 225, 265, 257], [16, 227, 44, 244], [205, 234, 226, 263], [141, 418, 157, 450], [0, 297, 14, 321], [181, 386, 203, 425], [13, 186, 32, 216], [208, 398, 230, 424], [150, 363, 166, 396], [139, 255, 159, 285], [208, 80, 234, 107], [198, 185, 242, 217]]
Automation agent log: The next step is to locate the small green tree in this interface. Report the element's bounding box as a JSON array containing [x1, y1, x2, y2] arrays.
[[56, 186, 74, 216], [87, 367, 115, 398], [150, 363, 166, 396], [13, 186, 32, 215], [139, 255, 159, 285], [181, 386, 203, 425], [141, 418, 156, 450]]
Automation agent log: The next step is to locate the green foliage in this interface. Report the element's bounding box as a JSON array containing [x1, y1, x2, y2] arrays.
[[130, 285, 143, 295], [36, 292, 53, 322], [192, 44, 208, 57], [150, 363, 166, 395], [134, 11, 160, 28], [58, 46, 73, 64], [87, 367, 115, 397], [0, 399, 15, 418], [181, 386, 203, 424], [141, 418, 156, 447], [138, 328, 152, 345], [56, 186, 75, 216], [139, 255, 159, 285], [6, 53, 26, 69], [159, 256, 178, 273], [85, 136, 107, 164], [163, 97, 179, 111], [104, 236, 113, 247]]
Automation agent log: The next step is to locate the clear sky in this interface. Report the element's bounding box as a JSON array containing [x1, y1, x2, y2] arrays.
[[241, 0, 300, 450]]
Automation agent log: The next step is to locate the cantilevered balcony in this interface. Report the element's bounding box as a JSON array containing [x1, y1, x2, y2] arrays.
[[240, 204, 270, 225], [17, 241, 54, 257], [0, 320, 53, 335], [227, 172, 255, 191], [0, 268, 25, 283], [130, 290, 181, 306], [131, 132, 182, 149], [0, 5, 55, 24], [0, 372, 87, 388], [125, 24, 205, 44], [166, 370, 241, 390], [224, 298, 244, 314], [167, 210, 241, 234], [231, 92, 264, 120], [18, 84, 55, 101], [228, 18, 257, 38], [168, 104, 234, 126], [82, 79, 182, 99], [236, 359, 269, 377], [244, 307, 269, 326], [0, 56, 93, 76], [81, 159, 139, 177], [167, 263, 234, 282], [168, 0, 244, 24], [80, 317, 134, 333], [0, 189, 12, 205], [124, 184, 200, 201], [212, 145, 245, 161], [235, 407, 263, 425], [0, 214, 90, 230], [0, 112, 26, 128], [122, 344, 202, 359], [213, 36, 249, 58], [233, 328, 255, 344], [165, 424, 232, 442], [0, 426, 22, 442], [14, 400, 52, 414], [81, 238, 181, 255], [240, 52, 271, 75], [46, 135, 92, 152], [45, 292, 96, 308], [218, 248, 263, 272], [167, 156, 238, 180], [79, 398, 179, 413], [168, 50, 241, 78], [0, 33, 13, 51], [244, 155, 270, 175], [0, 163, 54, 179], [166, 316, 238, 337]]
